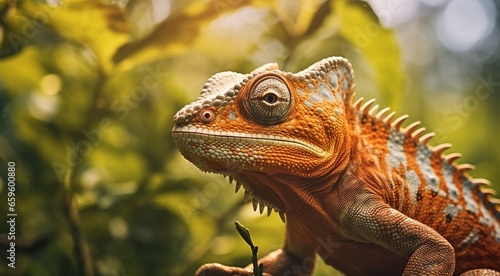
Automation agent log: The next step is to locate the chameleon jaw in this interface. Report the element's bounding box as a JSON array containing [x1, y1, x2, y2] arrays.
[[172, 125, 299, 223]]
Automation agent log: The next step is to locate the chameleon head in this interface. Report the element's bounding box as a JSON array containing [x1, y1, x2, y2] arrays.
[[172, 57, 355, 213]]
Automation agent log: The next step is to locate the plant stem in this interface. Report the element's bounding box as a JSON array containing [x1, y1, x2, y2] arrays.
[[64, 70, 107, 276]]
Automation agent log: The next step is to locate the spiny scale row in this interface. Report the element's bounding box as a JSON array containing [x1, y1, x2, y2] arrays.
[[222, 174, 286, 223], [284, 57, 354, 84], [353, 95, 460, 159], [351, 96, 500, 213]]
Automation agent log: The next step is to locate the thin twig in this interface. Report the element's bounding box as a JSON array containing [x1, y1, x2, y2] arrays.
[[235, 221, 262, 276], [64, 70, 107, 276]]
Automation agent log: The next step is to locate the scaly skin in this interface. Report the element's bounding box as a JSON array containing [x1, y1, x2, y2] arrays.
[[172, 57, 500, 275]]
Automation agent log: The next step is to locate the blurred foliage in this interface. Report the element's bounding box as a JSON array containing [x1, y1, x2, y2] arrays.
[[0, 0, 498, 275]]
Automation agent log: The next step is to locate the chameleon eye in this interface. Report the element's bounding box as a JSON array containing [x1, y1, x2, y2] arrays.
[[246, 75, 291, 125], [200, 109, 215, 123], [263, 92, 278, 104]]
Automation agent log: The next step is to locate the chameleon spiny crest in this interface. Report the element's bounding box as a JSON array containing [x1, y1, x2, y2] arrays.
[[172, 57, 500, 276]]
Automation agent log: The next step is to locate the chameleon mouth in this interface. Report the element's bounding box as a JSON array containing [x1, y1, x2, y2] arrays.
[[171, 126, 326, 156]]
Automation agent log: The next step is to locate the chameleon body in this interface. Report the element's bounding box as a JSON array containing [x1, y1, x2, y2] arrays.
[[172, 57, 500, 275]]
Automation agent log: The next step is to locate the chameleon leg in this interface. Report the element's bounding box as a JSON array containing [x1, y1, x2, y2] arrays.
[[340, 196, 456, 275]]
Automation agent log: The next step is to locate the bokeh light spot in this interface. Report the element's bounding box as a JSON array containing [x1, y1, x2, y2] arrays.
[[419, 0, 449, 7], [436, 0, 496, 52], [40, 74, 62, 95], [109, 217, 129, 239], [369, 0, 419, 27], [28, 93, 60, 121]]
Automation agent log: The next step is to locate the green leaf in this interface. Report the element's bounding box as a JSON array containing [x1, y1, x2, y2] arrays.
[[22, 1, 130, 72], [335, 0, 405, 106], [271, 0, 326, 38], [113, 0, 252, 70]]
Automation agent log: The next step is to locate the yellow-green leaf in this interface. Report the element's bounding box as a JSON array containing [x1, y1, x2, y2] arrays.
[[23, 1, 130, 73], [335, 0, 405, 106], [113, 0, 251, 70], [271, 0, 325, 38]]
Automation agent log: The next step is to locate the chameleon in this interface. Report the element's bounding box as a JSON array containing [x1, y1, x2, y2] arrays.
[[171, 56, 500, 275]]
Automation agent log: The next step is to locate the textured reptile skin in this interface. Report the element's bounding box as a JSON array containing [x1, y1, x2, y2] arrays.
[[172, 57, 500, 275]]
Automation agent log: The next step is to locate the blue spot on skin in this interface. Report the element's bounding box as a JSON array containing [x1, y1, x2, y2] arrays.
[[462, 178, 479, 214], [318, 82, 334, 101], [342, 79, 349, 91], [328, 71, 338, 88], [229, 110, 237, 121], [443, 204, 462, 221], [309, 93, 323, 103], [304, 99, 313, 108]]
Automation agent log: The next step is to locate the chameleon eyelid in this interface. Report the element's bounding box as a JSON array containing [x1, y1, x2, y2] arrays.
[[200, 109, 215, 123], [245, 74, 292, 125]]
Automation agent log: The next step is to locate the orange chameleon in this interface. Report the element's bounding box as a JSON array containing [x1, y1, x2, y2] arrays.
[[172, 57, 500, 275]]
